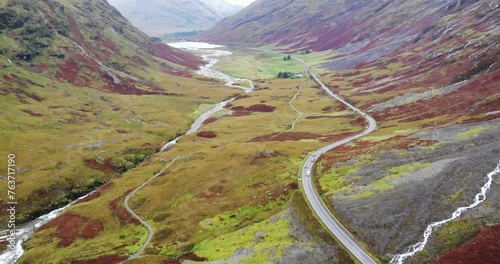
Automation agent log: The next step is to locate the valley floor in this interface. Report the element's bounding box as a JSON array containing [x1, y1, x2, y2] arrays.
[[4, 43, 499, 264]]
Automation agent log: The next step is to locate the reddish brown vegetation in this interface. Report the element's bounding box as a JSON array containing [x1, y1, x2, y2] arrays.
[[436, 225, 500, 264], [179, 253, 208, 262], [196, 192, 218, 199], [76, 192, 101, 204], [231, 109, 252, 116], [321, 136, 436, 170], [230, 104, 277, 116], [250, 132, 321, 142], [460, 113, 500, 124], [202, 117, 218, 124], [306, 116, 334, 119], [196, 77, 220, 83], [287, 182, 299, 190], [350, 116, 367, 126], [16, 89, 44, 102], [209, 185, 224, 193], [318, 131, 363, 143], [84, 158, 116, 178], [75, 183, 113, 205], [48, 105, 65, 109], [148, 42, 203, 70], [21, 109, 43, 117], [162, 260, 182, 264], [196, 131, 217, 138], [38, 213, 104, 247], [255, 87, 270, 91], [130, 56, 150, 67], [68, 111, 91, 123], [72, 255, 127, 264], [3, 74, 14, 82], [252, 182, 266, 188], [146, 83, 165, 92], [26, 64, 49, 73], [366, 70, 500, 127], [235, 94, 251, 100], [322, 106, 334, 112], [168, 70, 193, 78], [196, 185, 223, 198], [55, 59, 80, 84], [247, 104, 276, 112], [109, 190, 140, 226], [67, 14, 84, 43], [0, 241, 7, 252], [80, 220, 104, 239]]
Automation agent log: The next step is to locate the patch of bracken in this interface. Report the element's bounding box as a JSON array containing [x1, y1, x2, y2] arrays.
[[436, 225, 500, 264], [196, 131, 217, 138]]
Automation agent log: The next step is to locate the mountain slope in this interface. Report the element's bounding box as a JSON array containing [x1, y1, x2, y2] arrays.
[[199, 0, 496, 51], [198, 0, 500, 262], [202, 0, 245, 17], [0, 0, 234, 227], [108, 0, 243, 36]]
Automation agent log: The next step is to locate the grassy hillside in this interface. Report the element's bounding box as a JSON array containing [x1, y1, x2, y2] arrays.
[[0, 0, 233, 225], [198, 0, 500, 262], [198, 0, 498, 53]]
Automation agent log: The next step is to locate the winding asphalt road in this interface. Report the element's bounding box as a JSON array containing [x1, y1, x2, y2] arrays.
[[123, 48, 377, 262], [295, 58, 378, 264]]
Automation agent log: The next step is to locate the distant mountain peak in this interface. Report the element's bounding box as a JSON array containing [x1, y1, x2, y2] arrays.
[[108, 0, 246, 36]]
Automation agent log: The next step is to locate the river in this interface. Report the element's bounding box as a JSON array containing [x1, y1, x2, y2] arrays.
[[390, 160, 500, 264], [0, 42, 253, 263]]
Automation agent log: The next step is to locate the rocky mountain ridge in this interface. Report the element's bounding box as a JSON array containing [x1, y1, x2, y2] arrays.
[[108, 0, 245, 36]]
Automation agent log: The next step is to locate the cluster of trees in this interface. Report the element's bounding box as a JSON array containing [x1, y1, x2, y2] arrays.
[[283, 55, 291, 61], [277, 71, 295, 78], [113, 153, 147, 173]]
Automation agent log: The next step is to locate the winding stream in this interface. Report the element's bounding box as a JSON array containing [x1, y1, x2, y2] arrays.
[[0, 42, 253, 263], [0, 191, 97, 263], [390, 160, 500, 264], [125, 43, 254, 260], [197, 50, 253, 93], [127, 43, 254, 259]]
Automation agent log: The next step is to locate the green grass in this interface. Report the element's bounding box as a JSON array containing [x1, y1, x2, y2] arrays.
[[387, 162, 432, 178], [318, 163, 358, 194], [344, 162, 431, 199], [125, 229, 149, 253], [353, 191, 376, 199], [456, 127, 485, 140], [212, 50, 304, 80], [193, 210, 294, 262]]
